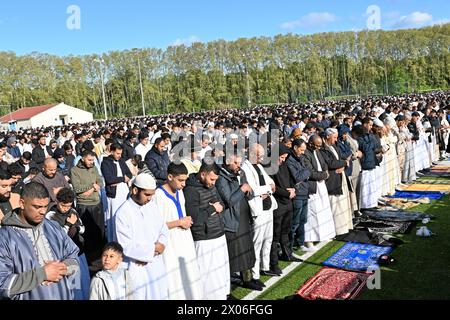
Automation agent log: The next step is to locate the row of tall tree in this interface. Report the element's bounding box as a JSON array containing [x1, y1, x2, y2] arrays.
[[1, 24, 449, 118]]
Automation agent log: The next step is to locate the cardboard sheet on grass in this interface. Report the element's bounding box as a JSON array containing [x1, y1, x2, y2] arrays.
[[388, 190, 445, 200], [379, 197, 430, 210], [296, 267, 370, 300], [397, 184, 450, 192], [323, 242, 393, 272]]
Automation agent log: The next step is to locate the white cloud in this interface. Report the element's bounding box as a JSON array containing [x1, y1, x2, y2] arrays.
[[281, 12, 337, 30], [393, 11, 433, 29], [171, 35, 201, 47]]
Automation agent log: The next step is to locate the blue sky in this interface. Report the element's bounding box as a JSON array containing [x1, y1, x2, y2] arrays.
[[0, 0, 448, 56]]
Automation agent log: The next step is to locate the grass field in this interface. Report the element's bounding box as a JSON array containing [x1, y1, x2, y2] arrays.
[[232, 174, 450, 300]]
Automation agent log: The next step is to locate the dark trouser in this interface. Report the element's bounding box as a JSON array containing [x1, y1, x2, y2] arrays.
[[270, 202, 293, 268], [289, 197, 308, 251], [76, 202, 105, 269]]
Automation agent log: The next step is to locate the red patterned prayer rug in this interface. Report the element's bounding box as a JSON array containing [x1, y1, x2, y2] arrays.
[[296, 267, 370, 300]]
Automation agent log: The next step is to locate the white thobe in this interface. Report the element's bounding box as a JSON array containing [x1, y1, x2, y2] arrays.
[[241, 160, 277, 280], [114, 198, 169, 300], [154, 188, 204, 300], [135, 143, 152, 159], [304, 151, 336, 242], [106, 161, 129, 242]]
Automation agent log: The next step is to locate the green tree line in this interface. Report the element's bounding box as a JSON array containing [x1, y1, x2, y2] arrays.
[[1, 24, 449, 118]]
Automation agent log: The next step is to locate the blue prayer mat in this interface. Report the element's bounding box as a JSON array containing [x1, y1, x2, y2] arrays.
[[323, 242, 393, 272], [388, 190, 445, 200]]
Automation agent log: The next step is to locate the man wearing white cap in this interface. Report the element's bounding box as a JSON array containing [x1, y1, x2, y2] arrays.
[[114, 173, 169, 300]]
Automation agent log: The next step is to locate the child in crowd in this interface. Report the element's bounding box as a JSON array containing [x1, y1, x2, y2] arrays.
[[46, 187, 85, 250], [89, 242, 135, 300], [46, 187, 90, 300]]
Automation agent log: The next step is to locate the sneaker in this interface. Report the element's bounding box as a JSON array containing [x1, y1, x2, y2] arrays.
[[252, 278, 266, 287], [260, 270, 281, 277], [300, 245, 318, 252], [270, 265, 283, 275], [242, 280, 264, 291], [286, 255, 302, 262]]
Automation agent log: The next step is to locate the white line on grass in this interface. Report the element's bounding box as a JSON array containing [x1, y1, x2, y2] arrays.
[[242, 240, 332, 300]]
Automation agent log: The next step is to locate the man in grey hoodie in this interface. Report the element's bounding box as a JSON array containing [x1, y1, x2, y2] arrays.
[[0, 182, 79, 300]]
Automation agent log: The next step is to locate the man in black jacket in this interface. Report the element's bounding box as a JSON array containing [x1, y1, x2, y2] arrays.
[[286, 139, 311, 254], [121, 133, 137, 161], [31, 134, 53, 170], [145, 138, 170, 186], [184, 163, 230, 300], [100, 143, 132, 242], [270, 144, 301, 273], [216, 152, 261, 291], [358, 118, 383, 209], [407, 112, 420, 142]]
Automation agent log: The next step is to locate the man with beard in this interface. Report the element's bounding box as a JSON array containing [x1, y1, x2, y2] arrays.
[[216, 152, 261, 291], [358, 118, 383, 209], [114, 173, 169, 300], [101, 143, 132, 242], [32, 134, 53, 170], [0, 182, 79, 300], [0, 170, 13, 224], [302, 135, 335, 251], [241, 144, 278, 281], [33, 158, 70, 208], [184, 163, 230, 300], [71, 150, 105, 271]]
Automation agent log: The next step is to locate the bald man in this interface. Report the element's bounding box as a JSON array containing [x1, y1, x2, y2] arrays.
[[33, 158, 70, 207], [241, 144, 279, 282]]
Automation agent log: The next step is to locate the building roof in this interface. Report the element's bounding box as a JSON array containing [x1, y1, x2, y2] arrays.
[[0, 103, 59, 123]]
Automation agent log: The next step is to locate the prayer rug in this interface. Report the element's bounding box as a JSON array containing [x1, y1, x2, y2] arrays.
[[397, 184, 450, 192], [424, 172, 450, 177], [416, 179, 450, 185], [335, 229, 403, 246], [322, 242, 393, 271], [353, 216, 413, 234], [388, 190, 444, 200], [296, 267, 370, 300], [431, 165, 450, 170], [362, 209, 434, 222]]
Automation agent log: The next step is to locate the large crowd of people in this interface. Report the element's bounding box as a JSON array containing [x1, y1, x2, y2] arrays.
[[0, 91, 449, 300]]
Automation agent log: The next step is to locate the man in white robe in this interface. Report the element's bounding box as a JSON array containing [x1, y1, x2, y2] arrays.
[[154, 163, 204, 300], [241, 144, 278, 282], [114, 173, 169, 300], [101, 143, 132, 242], [134, 132, 152, 159], [322, 129, 353, 236], [303, 135, 336, 250]]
